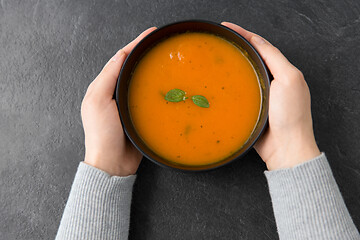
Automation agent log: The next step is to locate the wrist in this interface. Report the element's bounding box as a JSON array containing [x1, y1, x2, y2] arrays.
[[84, 153, 137, 177], [265, 130, 320, 171]]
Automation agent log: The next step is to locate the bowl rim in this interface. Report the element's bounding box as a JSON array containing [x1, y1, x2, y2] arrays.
[[115, 19, 270, 172]]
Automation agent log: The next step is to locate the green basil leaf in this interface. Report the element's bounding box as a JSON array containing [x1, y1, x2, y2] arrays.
[[191, 95, 209, 108], [164, 89, 186, 102]]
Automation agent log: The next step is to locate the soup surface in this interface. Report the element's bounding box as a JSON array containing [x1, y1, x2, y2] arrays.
[[129, 32, 261, 166]]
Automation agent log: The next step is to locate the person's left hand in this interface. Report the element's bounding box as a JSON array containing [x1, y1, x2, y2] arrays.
[[81, 27, 157, 176]]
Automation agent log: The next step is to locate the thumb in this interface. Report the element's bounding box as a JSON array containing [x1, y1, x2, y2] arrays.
[[90, 49, 127, 99], [221, 22, 296, 79], [88, 27, 157, 99], [249, 35, 296, 78]]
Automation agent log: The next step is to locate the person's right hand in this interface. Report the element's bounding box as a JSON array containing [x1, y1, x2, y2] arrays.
[[222, 22, 320, 171]]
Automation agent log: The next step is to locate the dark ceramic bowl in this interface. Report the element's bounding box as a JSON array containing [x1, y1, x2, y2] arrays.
[[116, 20, 270, 171]]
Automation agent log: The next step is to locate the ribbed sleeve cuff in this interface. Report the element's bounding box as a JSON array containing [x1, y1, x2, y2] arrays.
[[56, 162, 136, 240], [265, 153, 360, 239]]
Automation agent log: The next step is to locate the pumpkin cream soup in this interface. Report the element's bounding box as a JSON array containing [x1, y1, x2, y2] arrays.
[[128, 32, 261, 166]]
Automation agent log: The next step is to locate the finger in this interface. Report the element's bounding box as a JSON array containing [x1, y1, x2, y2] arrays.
[[101, 27, 157, 71], [89, 49, 126, 99], [123, 27, 157, 55], [221, 22, 296, 79], [221, 22, 253, 42], [90, 27, 156, 99]]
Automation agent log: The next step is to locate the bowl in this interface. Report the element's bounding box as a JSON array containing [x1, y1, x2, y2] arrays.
[[116, 20, 270, 171]]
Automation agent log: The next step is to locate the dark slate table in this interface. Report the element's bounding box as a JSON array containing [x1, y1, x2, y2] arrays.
[[1, 0, 359, 239]]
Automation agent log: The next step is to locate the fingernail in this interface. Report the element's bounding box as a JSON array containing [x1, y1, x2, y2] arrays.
[[112, 49, 125, 62], [252, 35, 265, 45]]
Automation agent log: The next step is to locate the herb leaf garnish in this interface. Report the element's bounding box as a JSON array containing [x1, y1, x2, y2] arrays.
[[191, 95, 209, 108], [164, 89, 186, 102], [164, 89, 210, 108]]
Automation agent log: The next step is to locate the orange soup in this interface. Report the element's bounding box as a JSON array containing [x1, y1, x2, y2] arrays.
[[129, 32, 261, 166]]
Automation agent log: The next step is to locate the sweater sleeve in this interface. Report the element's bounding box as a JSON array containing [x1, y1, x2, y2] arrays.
[[55, 162, 136, 240], [265, 153, 360, 240]]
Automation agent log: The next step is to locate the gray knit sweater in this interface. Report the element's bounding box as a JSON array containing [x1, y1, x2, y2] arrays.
[[56, 153, 360, 239]]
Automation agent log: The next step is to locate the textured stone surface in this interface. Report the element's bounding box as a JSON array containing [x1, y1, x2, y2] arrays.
[[1, 0, 359, 239]]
